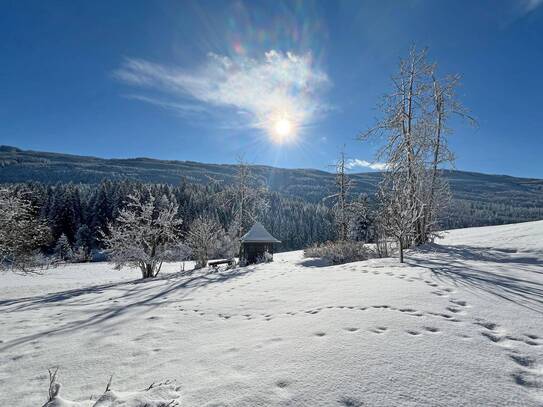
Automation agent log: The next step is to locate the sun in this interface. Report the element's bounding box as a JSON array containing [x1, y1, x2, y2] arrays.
[[275, 118, 292, 137], [270, 116, 297, 144]]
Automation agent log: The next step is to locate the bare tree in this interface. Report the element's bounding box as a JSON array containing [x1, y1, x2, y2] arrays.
[[419, 72, 475, 242], [361, 46, 473, 247], [187, 216, 220, 269], [220, 156, 268, 238], [0, 188, 51, 271], [324, 149, 355, 241], [101, 190, 182, 279]]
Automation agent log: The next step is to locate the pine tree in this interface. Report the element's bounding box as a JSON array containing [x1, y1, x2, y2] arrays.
[[54, 233, 73, 261]]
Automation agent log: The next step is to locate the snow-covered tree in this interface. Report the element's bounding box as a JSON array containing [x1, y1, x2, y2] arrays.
[[162, 241, 193, 272], [324, 149, 368, 243], [326, 149, 352, 241], [361, 46, 473, 246], [376, 175, 423, 263], [187, 217, 220, 269], [220, 156, 269, 238], [101, 190, 182, 279], [54, 233, 73, 261], [74, 224, 93, 262], [0, 188, 51, 271]]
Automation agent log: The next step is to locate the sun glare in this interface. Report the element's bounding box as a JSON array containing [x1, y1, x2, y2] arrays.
[[275, 118, 292, 137], [270, 116, 297, 144]]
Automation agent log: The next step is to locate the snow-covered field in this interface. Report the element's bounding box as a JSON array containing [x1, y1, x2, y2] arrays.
[[1, 221, 543, 406]]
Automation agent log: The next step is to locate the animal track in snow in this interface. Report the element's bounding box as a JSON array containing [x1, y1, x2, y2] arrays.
[[449, 299, 468, 307], [338, 396, 364, 407], [344, 327, 359, 332], [511, 370, 543, 390], [475, 320, 499, 331], [510, 354, 536, 368], [423, 326, 440, 333], [370, 326, 388, 334], [481, 331, 503, 343]]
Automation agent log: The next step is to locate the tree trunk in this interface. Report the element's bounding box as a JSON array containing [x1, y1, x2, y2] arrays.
[[140, 263, 155, 279], [399, 237, 404, 263]]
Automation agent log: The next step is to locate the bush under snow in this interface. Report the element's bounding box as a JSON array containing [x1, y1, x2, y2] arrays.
[[304, 241, 373, 265]]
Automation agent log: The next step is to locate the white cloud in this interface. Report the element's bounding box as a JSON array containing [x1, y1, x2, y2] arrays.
[[522, 0, 543, 12], [115, 51, 330, 135], [345, 159, 388, 171]]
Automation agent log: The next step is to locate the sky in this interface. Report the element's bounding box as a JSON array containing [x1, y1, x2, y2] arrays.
[[1, 0, 542, 177]]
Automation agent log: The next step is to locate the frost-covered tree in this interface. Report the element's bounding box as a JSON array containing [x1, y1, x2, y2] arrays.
[[220, 156, 269, 238], [162, 241, 193, 272], [187, 217, 220, 269], [376, 175, 423, 263], [212, 222, 239, 259], [324, 149, 368, 242], [101, 190, 182, 279], [54, 233, 73, 261], [326, 150, 352, 241], [0, 188, 51, 270], [361, 46, 473, 246], [74, 224, 93, 261]]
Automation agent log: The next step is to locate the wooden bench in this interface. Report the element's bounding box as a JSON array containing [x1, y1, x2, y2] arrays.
[[207, 258, 236, 269]]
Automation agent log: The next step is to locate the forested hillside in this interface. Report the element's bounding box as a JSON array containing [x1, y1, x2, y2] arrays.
[[9, 180, 336, 254], [2, 145, 543, 230]]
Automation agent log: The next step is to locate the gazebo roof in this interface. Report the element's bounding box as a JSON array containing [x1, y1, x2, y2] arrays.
[[240, 222, 281, 244]]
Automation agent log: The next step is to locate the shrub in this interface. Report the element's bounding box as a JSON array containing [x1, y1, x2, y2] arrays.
[[304, 241, 373, 265]]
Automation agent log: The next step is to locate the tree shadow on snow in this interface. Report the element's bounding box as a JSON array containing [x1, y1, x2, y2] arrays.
[[408, 244, 543, 313], [0, 266, 254, 351]]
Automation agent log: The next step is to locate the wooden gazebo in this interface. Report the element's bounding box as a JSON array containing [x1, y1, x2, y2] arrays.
[[240, 223, 281, 265]]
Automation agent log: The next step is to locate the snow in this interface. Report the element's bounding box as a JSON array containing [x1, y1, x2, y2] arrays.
[[240, 222, 281, 243], [1, 221, 543, 406], [43, 382, 182, 407]]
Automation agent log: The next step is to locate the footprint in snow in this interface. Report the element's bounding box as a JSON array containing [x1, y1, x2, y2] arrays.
[[344, 327, 359, 332], [338, 396, 364, 407], [314, 332, 326, 337], [510, 354, 536, 368], [511, 370, 543, 390], [450, 299, 468, 307], [370, 326, 388, 334], [406, 330, 421, 336], [475, 320, 499, 331], [423, 326, 440, 333], [523, 334, 542, 345], [481, 331, 503, 343]]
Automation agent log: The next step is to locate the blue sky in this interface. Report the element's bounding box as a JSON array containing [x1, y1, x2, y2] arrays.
[[1, 0, 542, 177]]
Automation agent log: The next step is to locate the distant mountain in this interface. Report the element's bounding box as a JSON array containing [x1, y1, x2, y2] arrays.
[[1, 145, 543, 227]]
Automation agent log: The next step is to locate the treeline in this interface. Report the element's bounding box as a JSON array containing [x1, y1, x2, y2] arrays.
[[8, 179, 337, 256], [446, 199, 543, 229]]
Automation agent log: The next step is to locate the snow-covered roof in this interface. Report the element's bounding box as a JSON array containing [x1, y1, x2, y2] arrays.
[[240, 222, 281, 243]]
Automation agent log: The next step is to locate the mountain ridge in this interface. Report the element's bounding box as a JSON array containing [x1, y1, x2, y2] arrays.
[[1, 146, 543, 214]]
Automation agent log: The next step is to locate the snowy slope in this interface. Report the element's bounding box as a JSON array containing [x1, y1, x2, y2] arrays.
[[1, 221, 543, 406]]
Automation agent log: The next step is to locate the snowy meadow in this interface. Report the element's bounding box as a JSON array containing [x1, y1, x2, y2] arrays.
[[1, 221, 542, 406]]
